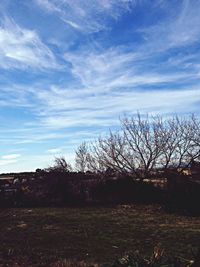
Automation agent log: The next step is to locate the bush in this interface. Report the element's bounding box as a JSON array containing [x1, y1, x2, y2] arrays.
[[165, 174, 200, 215], [91, 177, 163, 205]]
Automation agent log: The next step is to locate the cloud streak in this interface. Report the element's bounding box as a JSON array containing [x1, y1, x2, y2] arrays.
[[0, 17, 58, 70], [138, 0, 200, 53], [2, 154, 21, 160], [0, 154, 21, 167]]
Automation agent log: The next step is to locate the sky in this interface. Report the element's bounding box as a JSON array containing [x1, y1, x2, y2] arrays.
[[0, 0, 200, 173]]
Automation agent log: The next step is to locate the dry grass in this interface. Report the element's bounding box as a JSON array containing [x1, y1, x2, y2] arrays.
[[53, 259, 99, 267], [0, 205, 200, 266], [0, 260, 99, 267]]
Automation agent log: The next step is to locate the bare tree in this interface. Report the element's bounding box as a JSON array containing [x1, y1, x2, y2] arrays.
[[121, 113, 200, 176], [159, 115, 200, 171], [74, 113, 200, 179], [82, 114, 165, 178], [46, 156, 72, 172], [186, 114, 200, 164], [93, 133, 129, 173], [75, 142, 89, 172], [85, 141, 109, 173], [75, 140, 106, 173], [121, 113, 165, 178]]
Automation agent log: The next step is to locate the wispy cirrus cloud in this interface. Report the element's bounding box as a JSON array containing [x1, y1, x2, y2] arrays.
[[39, 87, 200, 128], [138, 0, 200, 53], [1, 40, 200, 131], [63, 47, 199, 92], [35, 0, 135, 32], [0, 17, 58, 70]]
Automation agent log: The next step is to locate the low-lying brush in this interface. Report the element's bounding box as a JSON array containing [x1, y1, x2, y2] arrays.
[[2, 247, 200, 267], [105, 247, 197, 267]]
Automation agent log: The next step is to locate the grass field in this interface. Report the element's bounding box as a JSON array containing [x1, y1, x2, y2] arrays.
[[0, 205, 200, 266]]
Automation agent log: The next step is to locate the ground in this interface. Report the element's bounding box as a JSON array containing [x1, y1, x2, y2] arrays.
[[0, 205, 200, 266]]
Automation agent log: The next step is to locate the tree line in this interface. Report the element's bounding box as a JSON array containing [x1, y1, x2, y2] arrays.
[[74, 113, 200, 179]]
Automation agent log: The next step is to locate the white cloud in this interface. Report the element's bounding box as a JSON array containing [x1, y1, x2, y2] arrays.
[[0, 17, 58, 70], [62, 19, 81, 30], [2, 154, 21, 160]]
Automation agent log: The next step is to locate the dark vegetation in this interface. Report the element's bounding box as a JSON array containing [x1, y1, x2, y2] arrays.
[[0, 159, 200, 215], [0, 170, 163, 207]]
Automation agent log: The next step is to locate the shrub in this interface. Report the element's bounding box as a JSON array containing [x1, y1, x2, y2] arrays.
[[165, 174, 200, 215], [91, 177, 163, 205]]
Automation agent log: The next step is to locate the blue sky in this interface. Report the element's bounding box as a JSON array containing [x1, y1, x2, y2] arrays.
[[0, 0, 200, 172]]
